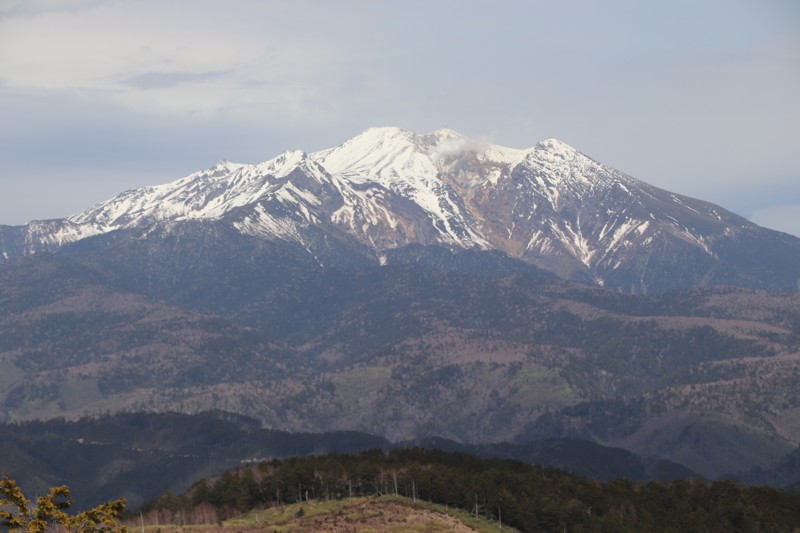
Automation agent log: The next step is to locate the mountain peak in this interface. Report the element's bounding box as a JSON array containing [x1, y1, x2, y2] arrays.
[[535, 138, 579, 156], [429, 127, 464, 140], [356, 126, 414, 143], [310, 127, 428, 180], [210, 159, 245, 174], [262, 149, 312, 176]]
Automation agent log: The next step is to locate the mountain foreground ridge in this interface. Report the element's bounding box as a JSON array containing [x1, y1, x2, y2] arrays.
[[2, 126, 798, 293]]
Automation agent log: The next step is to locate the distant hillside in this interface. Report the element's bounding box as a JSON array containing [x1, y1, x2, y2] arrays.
[[0, 412, 703, 510], [0, 412, 388, 509], [2, 247, 799, 477]]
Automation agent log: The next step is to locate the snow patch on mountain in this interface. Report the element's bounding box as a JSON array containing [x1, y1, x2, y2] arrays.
[[311, 127, 492, 248], [234, 204, 302, 241], [26, 219, 105, 251], [67, 150, 331, 230]]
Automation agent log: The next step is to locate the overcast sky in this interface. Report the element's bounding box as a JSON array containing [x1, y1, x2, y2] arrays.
[[1, 0, 798, 236]]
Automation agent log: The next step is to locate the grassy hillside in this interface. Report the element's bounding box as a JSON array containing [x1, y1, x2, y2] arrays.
[[131, 496, 513, 532]]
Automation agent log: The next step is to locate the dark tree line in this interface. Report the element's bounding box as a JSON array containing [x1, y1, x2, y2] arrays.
[[142, 448, 800, 532]]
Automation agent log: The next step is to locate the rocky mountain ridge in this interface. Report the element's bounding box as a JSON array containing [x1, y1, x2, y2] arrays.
[[2, 127, 798, 293]]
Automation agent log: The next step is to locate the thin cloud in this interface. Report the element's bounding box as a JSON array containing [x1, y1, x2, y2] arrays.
[[0, 0, 111, 18], [428, 136, 491, 163], [121, 71, 231, 90]]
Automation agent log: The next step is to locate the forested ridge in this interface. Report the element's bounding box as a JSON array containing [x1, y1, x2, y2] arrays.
[[143, 448, 800, 533], [4, 247, 800, 477]]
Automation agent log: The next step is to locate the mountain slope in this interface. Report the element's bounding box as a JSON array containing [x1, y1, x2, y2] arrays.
[[0, 251, 296, 421], [2, 242, 799, 476], [1, 127, 798, 293]]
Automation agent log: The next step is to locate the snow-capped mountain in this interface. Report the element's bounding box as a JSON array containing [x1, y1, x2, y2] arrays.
[[1, 127, 798, 293]]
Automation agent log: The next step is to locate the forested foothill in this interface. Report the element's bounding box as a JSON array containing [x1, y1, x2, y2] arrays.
[[142, 448, 800, 533]]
